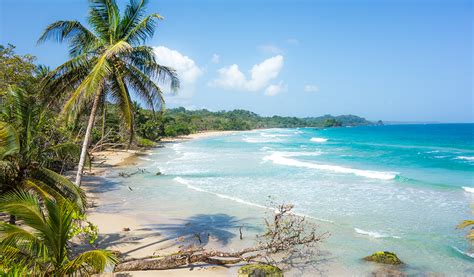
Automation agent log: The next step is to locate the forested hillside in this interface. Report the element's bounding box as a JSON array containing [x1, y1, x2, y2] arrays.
[[131, 106, 381, 142]]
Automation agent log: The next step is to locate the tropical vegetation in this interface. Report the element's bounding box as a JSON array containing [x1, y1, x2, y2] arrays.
[[38, 0, 179, 186], [0, 190, 117, 275]]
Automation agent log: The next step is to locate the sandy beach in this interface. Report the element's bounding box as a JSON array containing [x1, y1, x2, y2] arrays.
[[160, 130, 239, 143], [83, 131, 244, 276]]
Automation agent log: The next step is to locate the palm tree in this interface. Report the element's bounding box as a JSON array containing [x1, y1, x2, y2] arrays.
[[0, 89, 86, 223], [38, 0, 180, 186], [0, 190, 117, 275]]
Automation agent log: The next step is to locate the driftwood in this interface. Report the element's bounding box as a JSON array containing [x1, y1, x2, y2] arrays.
[[114, 203, 328, 272]]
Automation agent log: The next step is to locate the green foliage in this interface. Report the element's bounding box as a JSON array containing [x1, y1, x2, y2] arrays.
[[38, 0, 180, 141], [0, 190, 117, 275], [0, 88, 85, 212], [0, 44, 36, 94], [363, 251, 403, 265], [69, 212, 99, 245], [129, 107, 378, 140], [323, 118, 342, 127], [238, 264, 283, 277], [136, 136, 157, 148]]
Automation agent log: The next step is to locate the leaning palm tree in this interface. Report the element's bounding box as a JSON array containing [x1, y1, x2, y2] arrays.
[[38, 0, 179, 186], [0, 190, 117, 275], [0, 89, 86, 223]]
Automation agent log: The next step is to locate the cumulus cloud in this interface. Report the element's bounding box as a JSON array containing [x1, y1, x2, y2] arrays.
[[152, 46, 202, 105], [264, 81, 287, 96], [304, 84, 319, 93], [211, 53, 220, 64], [153, 46, 202, 84], [209, 55, 284, 95], [258, 44, 283, 54]]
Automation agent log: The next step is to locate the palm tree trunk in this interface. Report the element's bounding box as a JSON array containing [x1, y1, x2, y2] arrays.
[[99, 98, 107, 151], [75, 92, 101, 186]]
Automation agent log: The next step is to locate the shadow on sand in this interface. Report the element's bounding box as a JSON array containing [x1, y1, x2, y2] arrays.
[[140, 213, 260, 247]]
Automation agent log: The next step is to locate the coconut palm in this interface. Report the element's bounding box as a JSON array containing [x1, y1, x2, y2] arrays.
[[0, 190, 117, 275], [0, 89, 86, 223], [38, 0, 180, 186]]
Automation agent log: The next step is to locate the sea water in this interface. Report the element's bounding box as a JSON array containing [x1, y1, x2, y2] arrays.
[[102, 124, 474, 275]]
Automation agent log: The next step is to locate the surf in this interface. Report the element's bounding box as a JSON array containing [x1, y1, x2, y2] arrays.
[[263, 152, 397, 180]]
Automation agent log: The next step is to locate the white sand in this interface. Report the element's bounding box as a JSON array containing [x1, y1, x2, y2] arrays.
[[83, 138, 241, 276]]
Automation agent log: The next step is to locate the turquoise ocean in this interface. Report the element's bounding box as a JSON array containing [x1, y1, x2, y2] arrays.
[[102, 124, 474, 275]]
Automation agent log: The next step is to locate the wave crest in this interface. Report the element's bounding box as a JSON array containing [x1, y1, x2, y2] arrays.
[[173, 177, 266, 209], [310, 137, 328, 143], [456, 156, 474, 161], [354, 228, 401, 239], [462, 187, 474, 193], [263, 153, 397, 180]]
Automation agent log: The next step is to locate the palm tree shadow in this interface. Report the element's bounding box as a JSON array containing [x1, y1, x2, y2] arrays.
[[141, 213, 260, 247]]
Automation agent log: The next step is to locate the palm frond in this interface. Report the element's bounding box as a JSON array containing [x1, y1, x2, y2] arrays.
[[110, 70, 134, 143], [0, 191, 46, 235], [62, 54, 111, 117], [43, 198, 75, 267], [123, 64, 165, 111], [127, 50, 180, 92], [119, 0, 147, 38], [124, 13, 163, 45], [38, 20, 98, 45], [63, 249, 118, 275], [30, 168, 87, 212], [89, 0, 120, 42], [0, 222, 48, 262], [0, 122, 19, 159]]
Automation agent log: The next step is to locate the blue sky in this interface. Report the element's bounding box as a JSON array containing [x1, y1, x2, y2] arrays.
[[0, 0, 472, 122]]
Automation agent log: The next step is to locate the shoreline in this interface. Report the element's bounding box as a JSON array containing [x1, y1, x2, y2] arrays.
[[159, 130, 240, 143], [83, 131, 244, 276]]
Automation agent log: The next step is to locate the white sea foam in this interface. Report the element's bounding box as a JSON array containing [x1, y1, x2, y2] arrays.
[[456, 156, 474, 161], [260, 133, 291, 138], [138, 157, 153, 161], [462, 187, 474, 193], [173, 177, 266, 209], [310, 137, 328, 143], [268, 151, 322, 157], [263, 153, 397, 180], [243, 137, 282, 143], [354, 228, 401, 239], [452, 246, 474, 258], [173, 177, 335, 223]]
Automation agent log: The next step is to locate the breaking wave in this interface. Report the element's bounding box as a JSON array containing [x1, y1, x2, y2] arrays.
[[263, 152, 397, 180]]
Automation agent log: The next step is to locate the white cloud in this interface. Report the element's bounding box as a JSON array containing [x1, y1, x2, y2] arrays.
[[258, 44, 283, 54], [264, 81, 287, 96], [211, 53, 220, 64], [153, 46, 202, 84], [304, 84, 319, 93], [152, 46, 202, 105], [209, 55, 284, 94]]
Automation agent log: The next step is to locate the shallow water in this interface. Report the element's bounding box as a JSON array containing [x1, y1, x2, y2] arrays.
[[101, 124, 474, 275]]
